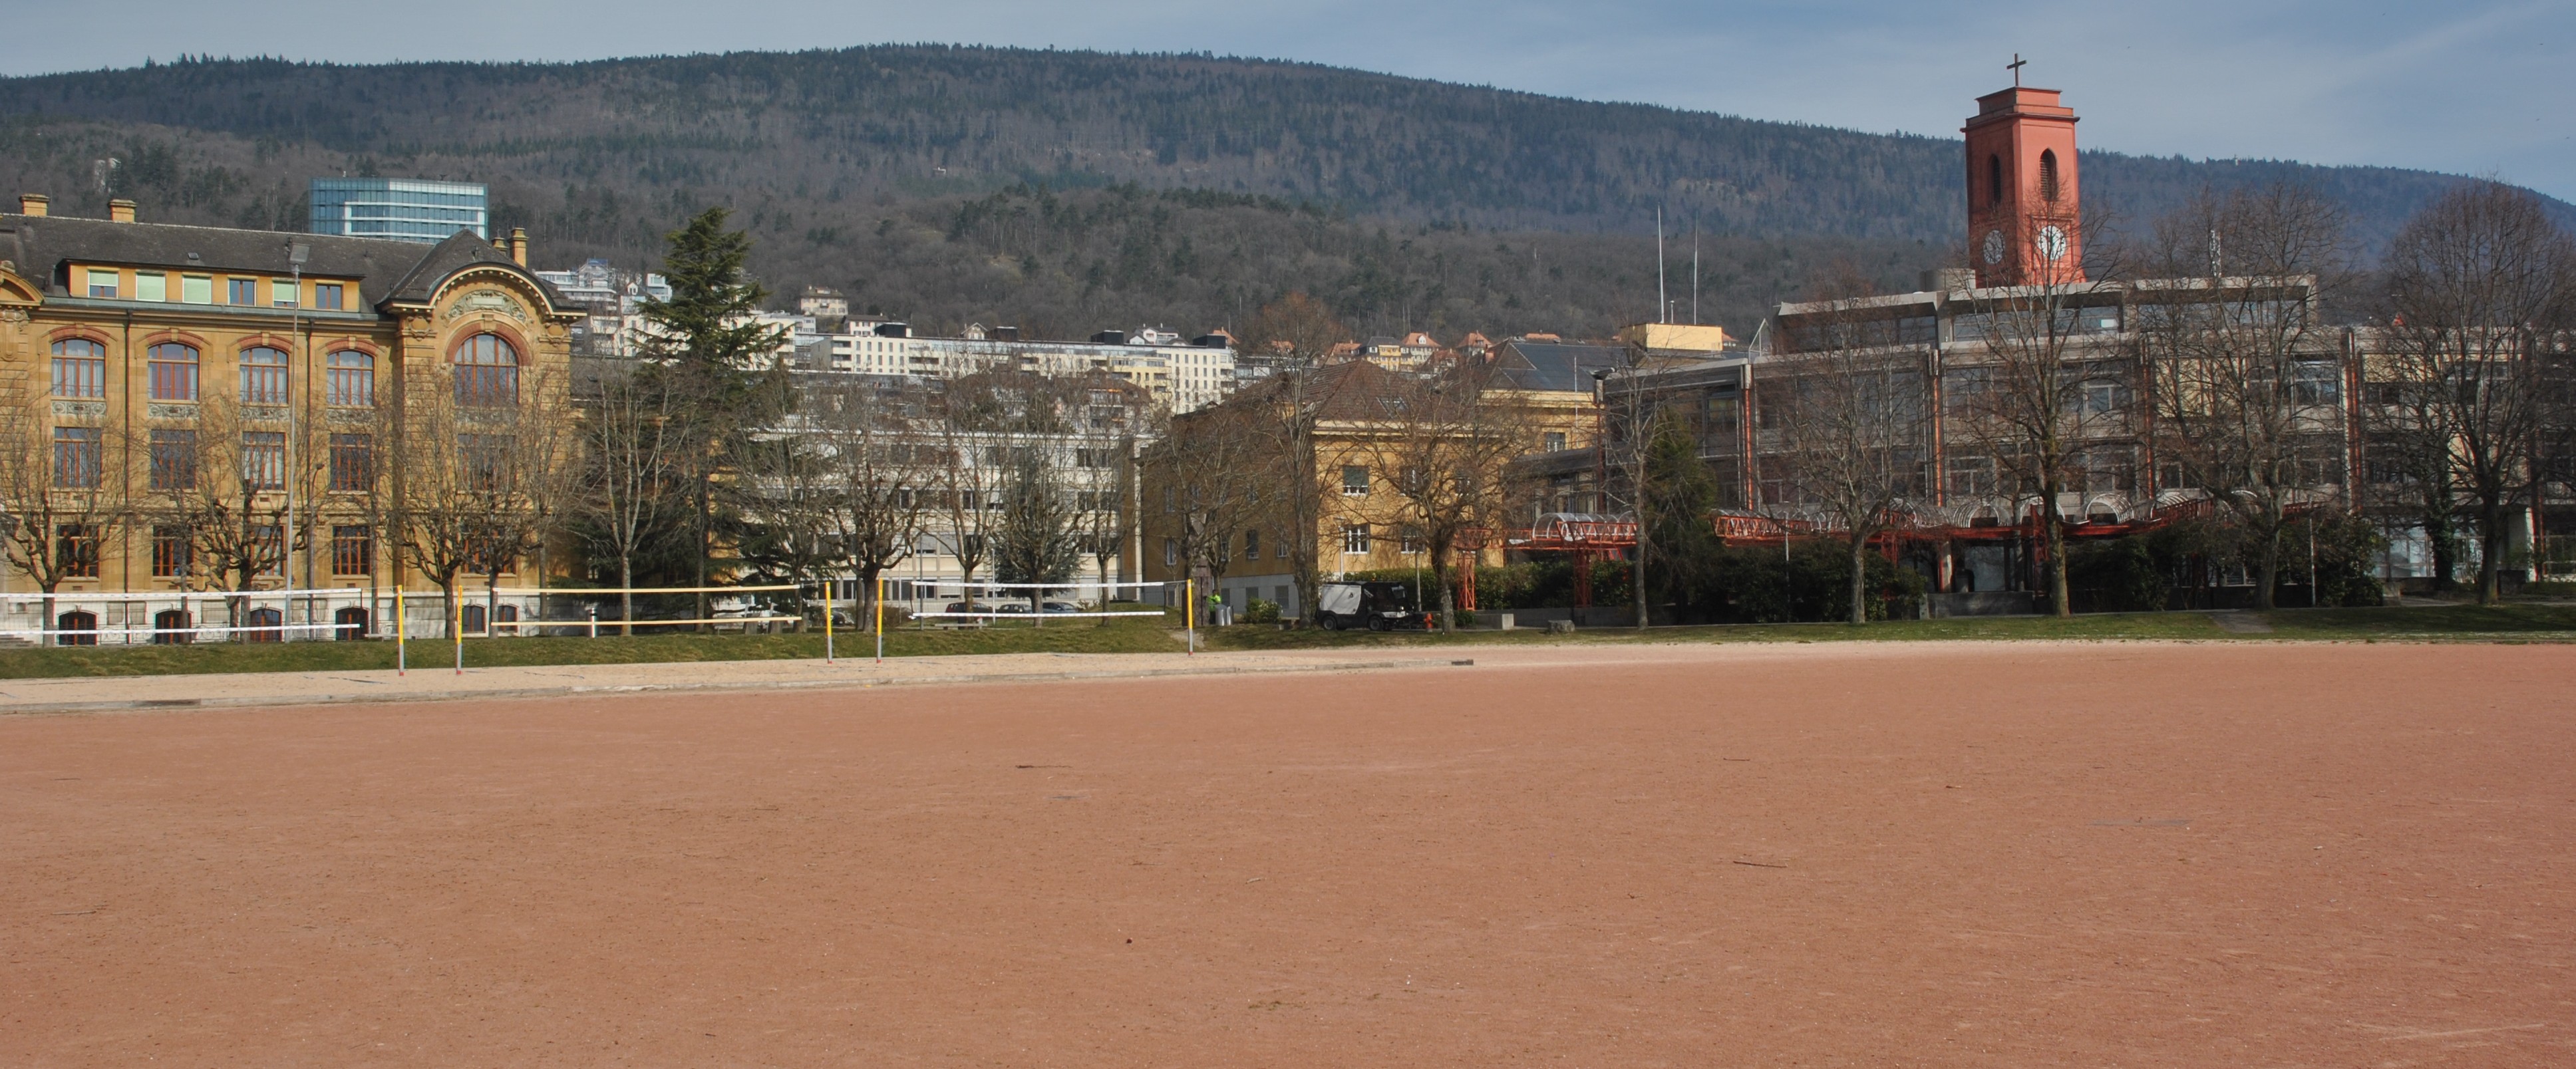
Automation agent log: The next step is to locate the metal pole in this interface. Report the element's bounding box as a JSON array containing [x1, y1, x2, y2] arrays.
[[452, 589, 462, 675], [874, 575, 885, 664], [824, 576, 834, 664], [395, 586, 405, 675], [1186, 576, 1196, 655]]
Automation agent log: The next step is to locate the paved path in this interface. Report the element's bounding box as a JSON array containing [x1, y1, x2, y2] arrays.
[[0, 649, 1468, 714]]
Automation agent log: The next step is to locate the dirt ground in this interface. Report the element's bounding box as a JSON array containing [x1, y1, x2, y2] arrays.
[[5, 642, 2571, 1067]]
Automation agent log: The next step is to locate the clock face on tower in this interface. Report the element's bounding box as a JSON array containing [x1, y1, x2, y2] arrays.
[[2035, 225, 2070, 263], [1981, 229, 2005, 265]]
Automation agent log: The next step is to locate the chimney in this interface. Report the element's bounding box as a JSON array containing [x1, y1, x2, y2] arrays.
[[17, 194, 47, 217], [108, 199, 136, 223], [508, 227, 528, 267]]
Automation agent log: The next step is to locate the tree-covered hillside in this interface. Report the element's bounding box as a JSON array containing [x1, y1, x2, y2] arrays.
[[0, 46, 2552, 338]]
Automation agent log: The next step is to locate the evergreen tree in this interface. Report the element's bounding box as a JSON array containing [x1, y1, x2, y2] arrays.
[[638, 208, 794, 625]]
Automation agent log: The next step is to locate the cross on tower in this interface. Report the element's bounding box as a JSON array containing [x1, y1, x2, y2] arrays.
[[2007, 54, 2026, 86]]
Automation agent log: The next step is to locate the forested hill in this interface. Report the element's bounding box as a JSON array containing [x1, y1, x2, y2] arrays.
[[0, 47, 2555, 339]]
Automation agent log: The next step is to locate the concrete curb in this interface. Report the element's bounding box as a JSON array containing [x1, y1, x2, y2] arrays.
[[0, 658, 1426, 716]]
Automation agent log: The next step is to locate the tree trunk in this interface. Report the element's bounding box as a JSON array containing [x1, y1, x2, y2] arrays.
[[2044, 514, 2071, 619], [1631, 538, 1649, 631], [2479, 498, 2507, 605], [619, 553, 635, 637], [40, 588, 57, 647], [2255, 532, 2282, 611], [858, 564, 882, 631], [1849, 534, 1869, 625], [1429, 549, 1454, 633], [694, 474, 711, 633]]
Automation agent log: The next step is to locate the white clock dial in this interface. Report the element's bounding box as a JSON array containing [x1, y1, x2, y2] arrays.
[[1981, 229, 2005, 265], [2035, 225, 2069, 263]]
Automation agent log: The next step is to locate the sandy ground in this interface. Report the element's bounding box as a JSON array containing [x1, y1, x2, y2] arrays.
[[0, 647, 1445, 713], [3, 641, 2571, 1067]]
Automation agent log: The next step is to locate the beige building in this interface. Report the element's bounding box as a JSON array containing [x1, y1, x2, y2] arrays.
[[0, 194, 578, 642]]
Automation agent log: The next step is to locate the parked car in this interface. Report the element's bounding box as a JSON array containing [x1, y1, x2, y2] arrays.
[[1041, 601, 1083, 614], [1315, 581, 1431, 631]]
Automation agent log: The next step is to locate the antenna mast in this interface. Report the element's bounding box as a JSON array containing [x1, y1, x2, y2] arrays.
[[1656, 208, 1667, 323]]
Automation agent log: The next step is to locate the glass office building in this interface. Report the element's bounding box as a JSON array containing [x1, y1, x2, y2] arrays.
[[308, 178, 488, 243]]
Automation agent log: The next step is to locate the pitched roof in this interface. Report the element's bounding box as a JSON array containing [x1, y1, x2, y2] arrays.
[[0, 213, 565, 312]]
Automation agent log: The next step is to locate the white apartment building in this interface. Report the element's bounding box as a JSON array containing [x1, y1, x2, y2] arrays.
[[534, 259, 671, 358], [806, 322, 1237, 413]]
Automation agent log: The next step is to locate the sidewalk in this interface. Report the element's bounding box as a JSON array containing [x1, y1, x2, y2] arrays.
[[0, 649, 1464, 715]]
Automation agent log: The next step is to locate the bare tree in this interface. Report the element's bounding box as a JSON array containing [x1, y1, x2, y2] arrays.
[[733, 424, 840, 628], [0, 409, 125, 641], [1771, 287, 1933, 624], [2378, 181, 2576, 603], [577, 363, 689, 634], [990, 442, 1082, 613], [1353, 364, 1533, 631], [1150, 398, 1270, 607], [392, 380, 567, 637], [811, 377, 934, 623], [1070, 378, 1154, 615], [1947, 214, 2122, 617], [933, 372, 1020, 608], [161, 398, 323, 637], [1233, 292, 1349, 622], [2138, 184, 2351, 607]]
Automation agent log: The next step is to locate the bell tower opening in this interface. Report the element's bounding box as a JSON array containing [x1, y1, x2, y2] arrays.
[[1962, 69, 2084, 287]]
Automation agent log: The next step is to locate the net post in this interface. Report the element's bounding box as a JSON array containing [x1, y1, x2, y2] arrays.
[[452, 589, 462, 675], [874, 575, 885, 664], [395, 587, 406, 676], [1186, 576, 1195, 655], [824, 576, 834, 665]]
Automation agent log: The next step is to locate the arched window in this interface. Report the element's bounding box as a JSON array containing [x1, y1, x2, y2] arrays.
[[240, 345, 289, 404], [2040, 150, 2060, 202], [51, 338, 105, 398], [454, 333, 520, 408], [327, 350, 374, 407], [148, 342, 200, 402], [1987, 154, 2005, 207]]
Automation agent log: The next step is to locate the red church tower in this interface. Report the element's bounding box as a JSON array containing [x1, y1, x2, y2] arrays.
[[1963, 69, 2082, 287]]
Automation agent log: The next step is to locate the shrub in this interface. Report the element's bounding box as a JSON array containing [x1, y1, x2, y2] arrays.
[[2069, 535, 2167, 613]]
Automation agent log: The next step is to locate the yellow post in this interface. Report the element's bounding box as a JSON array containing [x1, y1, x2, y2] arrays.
[[452, 589, 462, 675], [874, 575, 886, 664], [1186, 576, 1196, 655], [395, 586, 405, 675], [823, 576, 834, 664]]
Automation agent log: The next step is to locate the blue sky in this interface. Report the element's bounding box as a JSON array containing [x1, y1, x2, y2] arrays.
[[7, 0, 2570, 200]]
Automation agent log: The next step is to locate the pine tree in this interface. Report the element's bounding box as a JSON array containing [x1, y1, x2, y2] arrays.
[[639, 208, 794, 625]]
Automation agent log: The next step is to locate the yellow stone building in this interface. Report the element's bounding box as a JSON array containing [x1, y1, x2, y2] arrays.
[[1141, 344, 1617, 619], [0, 194, 579, 642]]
